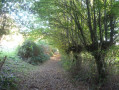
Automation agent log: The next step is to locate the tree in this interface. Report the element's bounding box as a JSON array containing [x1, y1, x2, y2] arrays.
[[33, 0, 119, 83], [0, 0, 16, 40]]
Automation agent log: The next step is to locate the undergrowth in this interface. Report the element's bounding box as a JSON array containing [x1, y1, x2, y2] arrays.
[[0, 69, 18, 90], [0, 45, 42, 90], [0, 39, 57, 89], [61, 51, 119, 90]]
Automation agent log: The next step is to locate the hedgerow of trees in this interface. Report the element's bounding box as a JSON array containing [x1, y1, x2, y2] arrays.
[[33, 0, 119, 83]]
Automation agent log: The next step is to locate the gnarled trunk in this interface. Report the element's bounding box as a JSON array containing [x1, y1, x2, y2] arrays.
[[73, 53, 82, 69], [93, 52, 107, 83]]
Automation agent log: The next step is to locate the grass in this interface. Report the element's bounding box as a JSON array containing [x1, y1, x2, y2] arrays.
[[2, 53, 33, 69], [4, 56, 39, 74], [0, 49, 41, 90]]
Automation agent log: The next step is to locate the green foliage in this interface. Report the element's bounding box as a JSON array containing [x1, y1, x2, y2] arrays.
[[61, 49, 119, 89], [33, 0, 55, 20], [0, 14, 16, 38], [28, 28, 44, 40], [37, 40, 57, 56], [105, 45, 119, 74], [0, 71, 17, 90], [0, 49, 18, 90], [61, 55, 72, 70], [18, 40, 50, 65], [28, 54, 50, 65], [33, 0, 119, 84], [111, 1, 119, 17], [61, 52, 101, 89]]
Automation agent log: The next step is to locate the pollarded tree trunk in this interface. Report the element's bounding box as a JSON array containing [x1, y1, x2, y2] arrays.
[[93, 52, 107, 83], [73, 53, 82, 69]]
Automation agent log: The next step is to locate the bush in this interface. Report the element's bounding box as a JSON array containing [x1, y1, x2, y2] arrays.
[[28, 54, 50, 65], [18, 40, 50, 65]]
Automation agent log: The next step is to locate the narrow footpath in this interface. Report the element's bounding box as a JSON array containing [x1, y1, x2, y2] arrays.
[[18, 54, 87, 90]]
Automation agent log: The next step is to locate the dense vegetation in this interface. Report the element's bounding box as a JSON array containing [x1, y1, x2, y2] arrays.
[[33, 0, 119, 88], [18, 40, 50, 65], [0, 0, 119, 89]]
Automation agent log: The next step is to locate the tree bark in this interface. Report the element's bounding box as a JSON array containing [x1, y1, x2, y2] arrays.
[[93, 52, 107, 83], [86, 0, 94, 43], [73, 53, 82, 69]]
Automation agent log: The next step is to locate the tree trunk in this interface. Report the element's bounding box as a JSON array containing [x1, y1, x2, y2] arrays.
[[73, 53, 82, 69], [93, 52, 107, 83]]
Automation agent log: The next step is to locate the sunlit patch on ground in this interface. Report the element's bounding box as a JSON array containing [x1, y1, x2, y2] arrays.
[[50, 52, 61, 61]]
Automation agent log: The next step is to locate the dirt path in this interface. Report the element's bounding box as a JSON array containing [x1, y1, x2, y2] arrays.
[[18, 54, 87, 90]]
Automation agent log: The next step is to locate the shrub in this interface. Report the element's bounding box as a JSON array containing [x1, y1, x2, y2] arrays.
[[18, 40, 49, 65], [28, 54, 50, 65]]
